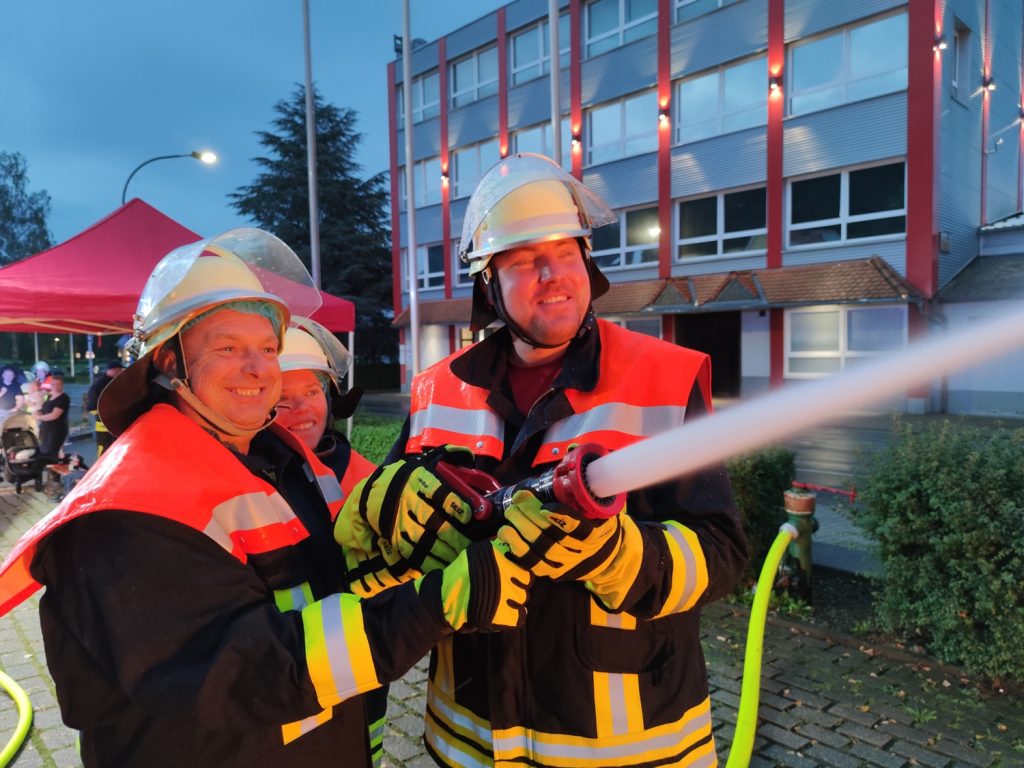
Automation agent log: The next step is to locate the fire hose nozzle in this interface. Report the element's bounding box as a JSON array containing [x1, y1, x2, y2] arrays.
[[548, 442, 626, 520]]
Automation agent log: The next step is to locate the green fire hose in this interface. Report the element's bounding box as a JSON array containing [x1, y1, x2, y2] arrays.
[[725, 522, 799, 768], [0, 669, 32, 767]]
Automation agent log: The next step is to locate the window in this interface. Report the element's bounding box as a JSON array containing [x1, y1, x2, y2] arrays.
[[450, 46, 499, 108], [674, 0, 739, 24], [788, 162, 905, 247], [584, 0, 657, 58], [951, 20, 972, 101], [400, 243, 446, 289], [452, 139, 501, 199], [586, 90, 658, 165], [786, 305, 905, 377], [512, 119, 572, 171], [621, 318, 661, 338], [789, 12, 907, 115], [396, 71, 441, 124], [509, 14, 571, 86], [676, 186, 766, 260], [676, 55, 766, 144], [398, 157, 443, 210], [591, 206, 660, 270]]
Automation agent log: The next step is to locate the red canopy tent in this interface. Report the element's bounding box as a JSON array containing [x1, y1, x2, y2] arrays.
[[0, 199, 355, 334]]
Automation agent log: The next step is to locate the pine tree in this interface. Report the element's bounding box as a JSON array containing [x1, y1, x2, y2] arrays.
[[0, 151, 53, 266], [230, 85, 396, 363]]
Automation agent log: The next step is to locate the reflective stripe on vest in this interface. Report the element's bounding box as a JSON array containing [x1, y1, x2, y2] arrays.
[[534, 401, 687, 463], [427, 682, 716, 768], [409, 404, 503, 458]]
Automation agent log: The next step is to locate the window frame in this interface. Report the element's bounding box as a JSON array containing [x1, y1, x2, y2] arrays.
[[786, 11, 908, 116], [584, 0, 658, 59], [508, 13, 571, 87], [673, 0, 739, 25], [397, 157, 443, 211], [785, 304, 907, 378], [511, 118, 573, 171], [674, 54, 767, 145], [449, 45, 499, 109], [786, 160, 906, 249], [396, 71, 441, 125], [451, 138, 501, 199], [400, 242, 447, 291], [585, 89, 659, 166], [675, 184, 768, 263], [590, 204, 662, 271]]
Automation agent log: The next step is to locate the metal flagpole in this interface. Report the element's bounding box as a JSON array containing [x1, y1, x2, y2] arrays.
[[302, 0, 322, 289], [548, 0, 561, 165], [402, 0, 421, 381]]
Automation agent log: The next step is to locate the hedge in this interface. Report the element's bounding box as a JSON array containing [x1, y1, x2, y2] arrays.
[[726, 447, 796, 582]]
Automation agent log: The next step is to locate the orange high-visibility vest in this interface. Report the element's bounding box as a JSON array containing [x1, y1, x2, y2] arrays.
[[407, 319, 711, 466], [0, 403, 344, 616]]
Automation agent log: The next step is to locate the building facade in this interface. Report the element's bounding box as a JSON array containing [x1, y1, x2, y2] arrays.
[[388, 0, 1024, 415]]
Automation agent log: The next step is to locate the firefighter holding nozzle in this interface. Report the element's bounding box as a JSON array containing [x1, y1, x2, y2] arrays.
[[338, 154, 748, 767]]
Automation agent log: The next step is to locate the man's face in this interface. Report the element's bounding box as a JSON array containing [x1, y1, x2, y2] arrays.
[[276, 369, 330, 451], [1, 370, 13, 385], [175, 310, 282, 432], [492, 238, 591, 348]]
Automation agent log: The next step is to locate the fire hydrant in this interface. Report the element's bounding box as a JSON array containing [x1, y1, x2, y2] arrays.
[[777, 488, 818, 601]]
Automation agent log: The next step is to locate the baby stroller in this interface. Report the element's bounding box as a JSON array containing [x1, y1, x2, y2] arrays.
[[1, 412, 45, 494]]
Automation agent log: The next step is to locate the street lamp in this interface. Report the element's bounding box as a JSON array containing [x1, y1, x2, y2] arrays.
[[121, 150, 218, 205]]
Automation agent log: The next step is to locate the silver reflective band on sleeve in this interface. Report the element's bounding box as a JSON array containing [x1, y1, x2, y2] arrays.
[[205, 492, 301, 553], [315, 472, 344, 505], [542, 403, 686, 446], [410, 404, 503, 442], [663, 524, 700, 613], [320, 597, 362, 695]]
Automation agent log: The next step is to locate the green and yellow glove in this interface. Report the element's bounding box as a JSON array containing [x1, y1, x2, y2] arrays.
[[416, 539, 533, 632], [335, 446, 476, 579]]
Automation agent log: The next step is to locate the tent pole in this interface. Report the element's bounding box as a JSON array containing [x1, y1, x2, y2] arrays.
[[347, 330, 354, 441], [33, 333, 39, 365], [87, 336, 95, 385], [69, 334, 75, 377]]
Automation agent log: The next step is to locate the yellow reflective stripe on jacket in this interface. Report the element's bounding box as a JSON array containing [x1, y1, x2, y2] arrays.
[[273, 582, 315, 613], [301, 594, 379, 709], [428, 683, 716, 768], [655, 521, 709, 618], [281, 707, 333, 745], [588, 598, 637, 630]]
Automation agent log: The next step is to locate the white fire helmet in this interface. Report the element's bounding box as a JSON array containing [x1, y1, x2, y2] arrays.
[[279, 318, 352, 387], [99, 228, 320, 436]]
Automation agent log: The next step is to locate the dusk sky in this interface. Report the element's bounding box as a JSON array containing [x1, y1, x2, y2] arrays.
[[2, 0, 506, 246]]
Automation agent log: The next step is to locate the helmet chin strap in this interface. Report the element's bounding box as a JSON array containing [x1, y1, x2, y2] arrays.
[[153, 374, 275, 440]]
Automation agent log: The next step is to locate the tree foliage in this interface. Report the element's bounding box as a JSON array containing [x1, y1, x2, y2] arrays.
[[231, 86, 395, 363], [0, 151, 53, 266]]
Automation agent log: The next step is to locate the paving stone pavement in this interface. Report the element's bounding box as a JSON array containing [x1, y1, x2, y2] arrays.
[[1, 483, 1021, 767]]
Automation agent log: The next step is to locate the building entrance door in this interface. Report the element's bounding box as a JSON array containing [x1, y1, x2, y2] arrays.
[[675, 312, 741, 398]]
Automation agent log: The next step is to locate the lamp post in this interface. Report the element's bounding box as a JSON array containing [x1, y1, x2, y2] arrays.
[[121, 150, 217, 205]]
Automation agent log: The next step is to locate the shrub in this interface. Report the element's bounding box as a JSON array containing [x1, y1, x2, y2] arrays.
[[857, 419, 1024, 684], [344, 414, 404, 465], [726, 446, 796, 581]]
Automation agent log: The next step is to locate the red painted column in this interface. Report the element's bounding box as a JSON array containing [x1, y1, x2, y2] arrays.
[[387, 60, 405, 390], [980, 0, 992, 226], [439, 38, 452, 303], [767, 0, 785, 387], [498, 9, 509, 157], [657, 0, 672, 280], [570, 0, 583, 179], [905, 0, 941, 300]]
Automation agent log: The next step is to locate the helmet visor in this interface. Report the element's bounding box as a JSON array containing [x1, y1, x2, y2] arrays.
[[290, 317, 352, 383]]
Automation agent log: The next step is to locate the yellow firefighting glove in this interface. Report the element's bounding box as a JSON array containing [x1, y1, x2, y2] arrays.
[[415, 539, 533, 632], [496, 489, 620, 580], [335, 446, 476, 578]]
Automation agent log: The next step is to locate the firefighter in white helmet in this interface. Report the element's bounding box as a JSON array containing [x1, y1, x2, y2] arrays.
[[0, 228, 533, 767], [342, 154, 747, 767]]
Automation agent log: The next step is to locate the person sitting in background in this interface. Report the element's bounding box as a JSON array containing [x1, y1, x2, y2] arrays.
[[34, 373, 69, 457]]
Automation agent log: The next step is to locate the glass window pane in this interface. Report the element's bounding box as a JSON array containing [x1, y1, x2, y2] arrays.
[[479, 47, 498, 83], [514, 126, 544, 155], [624, 91, 656, 134], [791, 33, 843, 93], [678, 241, 718, 258], [478, 80, 499, 99], [479, 139, 501, 171], [589, 102, 622, 163], [591, 219, 621, 251], [848, 307, 903, 352], [850, 14, 907, 79], [623, 318, 661, 337], [627, 0, 657, 22], [789, 357, 842, 374], [625, 207, 660, 245], [850, 163, 904, 215], [680, 71, 720, 123], [791, 174, 840, 223], [724, 187, 765, 232], [559, 12, 571, 54], [587, 0, 619, 39], [847, 69, 907, 102], [724, 233, 766, 253], [724, 57, 764, 115], [623, 18, 656, 43], [790, 310, 839, 352], [677, 0, 720, 24], [587, 35, 619, 58], [452, 58, 474, 94], [847, 216, 905, 239], [592, 251, 622, 269], [789, 225, 842, 245], [790, 85, 845, 114], [513, 28, 539, 70], [427, 244, 444, 274], [422, 72, 439, 105], [679, 196, 717, 238]]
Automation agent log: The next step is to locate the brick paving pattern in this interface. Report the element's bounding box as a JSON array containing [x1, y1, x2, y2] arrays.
[[1, 484, 1021, 767]]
